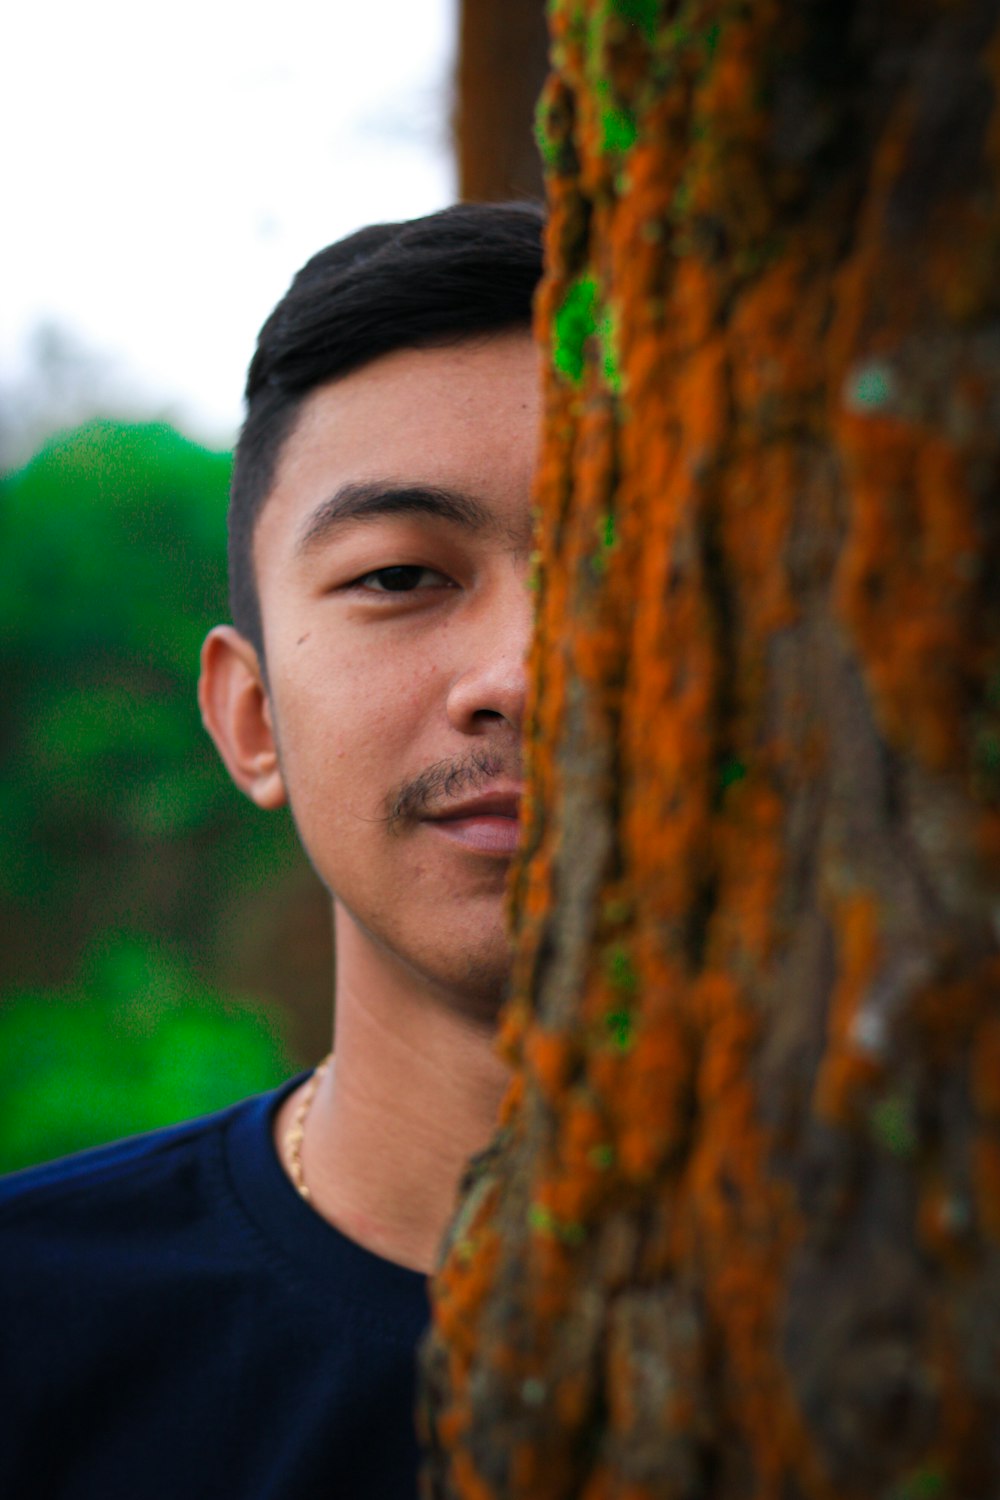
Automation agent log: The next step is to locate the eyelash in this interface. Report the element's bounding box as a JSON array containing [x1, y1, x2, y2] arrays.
[[350, 565, 455, 594]]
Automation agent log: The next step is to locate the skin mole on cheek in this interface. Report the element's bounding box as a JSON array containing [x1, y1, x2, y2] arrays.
[[297, 633, 311, 646]]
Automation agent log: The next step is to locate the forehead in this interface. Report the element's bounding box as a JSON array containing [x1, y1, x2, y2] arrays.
[[254, 332, 541, 571]]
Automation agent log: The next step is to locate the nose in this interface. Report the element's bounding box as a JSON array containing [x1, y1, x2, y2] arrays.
[[445, 565, 532, 739]]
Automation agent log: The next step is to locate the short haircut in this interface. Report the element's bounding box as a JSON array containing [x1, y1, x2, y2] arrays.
[[228, 200, 546, 655]]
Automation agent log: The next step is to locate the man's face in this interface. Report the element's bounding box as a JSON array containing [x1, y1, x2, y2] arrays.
[[251, 332, 540, 1013]]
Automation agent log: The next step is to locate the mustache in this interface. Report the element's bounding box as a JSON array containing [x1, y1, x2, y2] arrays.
[[383, 749, 517, 832]]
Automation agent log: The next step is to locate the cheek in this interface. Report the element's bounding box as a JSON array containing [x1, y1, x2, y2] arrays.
[[272, 648, 442, 821]]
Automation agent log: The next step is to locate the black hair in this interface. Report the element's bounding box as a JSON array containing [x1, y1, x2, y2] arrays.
[[229, 200, 546, 655]]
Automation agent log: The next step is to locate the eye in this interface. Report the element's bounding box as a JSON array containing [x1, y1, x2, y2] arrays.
[[353, 565, 454, 593]]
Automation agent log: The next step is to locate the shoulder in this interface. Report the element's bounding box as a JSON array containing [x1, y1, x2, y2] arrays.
[[0, 1087, 287, 1237]]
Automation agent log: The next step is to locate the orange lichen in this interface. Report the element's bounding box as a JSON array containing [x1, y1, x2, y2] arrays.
[[836, 420, 982, 769], [524, 1029, 576, 1098], [917, 1174, 975, 1268], [433, 1221, 502, 1359], [614, 1021, 693, 1182], [449, 1452, 495, 1500], [496, 1068, 525, 1128]]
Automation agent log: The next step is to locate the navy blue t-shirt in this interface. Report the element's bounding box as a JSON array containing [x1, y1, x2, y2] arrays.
[[0, 1080, 430, 1499]]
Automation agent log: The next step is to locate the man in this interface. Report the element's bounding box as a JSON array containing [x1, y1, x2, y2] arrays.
[[0, 201, 545, 1499]]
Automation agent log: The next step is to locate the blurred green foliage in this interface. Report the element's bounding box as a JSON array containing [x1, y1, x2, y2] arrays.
[[0, 934, 290, 1173], [0, 420, 318, 1169]]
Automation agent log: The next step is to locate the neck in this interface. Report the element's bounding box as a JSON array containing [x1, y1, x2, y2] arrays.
[[276, 904, 509, 1274]]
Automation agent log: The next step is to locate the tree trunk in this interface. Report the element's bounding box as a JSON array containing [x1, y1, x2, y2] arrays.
[[455, 0, 549, 201], [424, 1, 1000, 1496]]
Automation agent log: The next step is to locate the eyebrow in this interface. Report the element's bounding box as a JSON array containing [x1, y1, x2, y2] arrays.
[[294, 481, 520, 556]]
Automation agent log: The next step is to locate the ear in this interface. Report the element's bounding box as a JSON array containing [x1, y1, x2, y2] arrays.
[[198, 626, 287, 810]]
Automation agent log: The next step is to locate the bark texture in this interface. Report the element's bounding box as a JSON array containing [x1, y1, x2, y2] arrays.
[[455, 0, 549, 200], [424, 2, 1000, 1496]]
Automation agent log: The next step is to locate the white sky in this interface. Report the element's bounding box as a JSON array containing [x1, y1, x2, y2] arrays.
[[1, 0, 455, 450]]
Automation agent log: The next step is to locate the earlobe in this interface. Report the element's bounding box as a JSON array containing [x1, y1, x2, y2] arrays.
[[198, 626, 287, 810]]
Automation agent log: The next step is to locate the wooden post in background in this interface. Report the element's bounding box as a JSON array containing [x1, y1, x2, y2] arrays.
[[424, 1, 1000, 1495], [454, 0, 549, 201]]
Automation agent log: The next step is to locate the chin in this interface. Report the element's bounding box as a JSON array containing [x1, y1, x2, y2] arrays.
[[338, 892, 513, 1025], [413, 929, 513, 1026], [426, 942, 511, 1026]]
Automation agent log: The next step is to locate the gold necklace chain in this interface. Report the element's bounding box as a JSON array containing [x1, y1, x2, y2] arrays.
[[285, 1053, 332, 1200]]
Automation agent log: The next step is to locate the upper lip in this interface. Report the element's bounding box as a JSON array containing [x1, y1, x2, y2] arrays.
[[423, 788, 522, 822]]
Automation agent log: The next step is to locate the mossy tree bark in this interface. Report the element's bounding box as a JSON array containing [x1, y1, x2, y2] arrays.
[[424, 2, 1000, 1496], [455, 0, 549, 201]]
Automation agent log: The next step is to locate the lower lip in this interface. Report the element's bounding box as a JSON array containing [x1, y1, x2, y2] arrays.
[[425, 815, 521, 856]]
